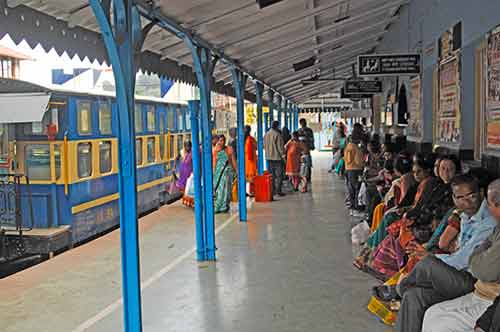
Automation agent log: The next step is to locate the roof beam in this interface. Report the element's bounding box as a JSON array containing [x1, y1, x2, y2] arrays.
[[252, 31, 384, 76], [173, 0, 405, 63], [264, 44, 376, 86]]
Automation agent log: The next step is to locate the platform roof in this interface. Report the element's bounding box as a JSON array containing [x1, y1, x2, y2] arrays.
[[1, 0, 406, 103]]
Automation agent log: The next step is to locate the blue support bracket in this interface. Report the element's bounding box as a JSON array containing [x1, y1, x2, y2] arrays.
[[230, 68, 248, 222], [255, 82, 264, 176], [184, 39, 218, 260], [189, 100, 207, 261], [89, 0, 144, 330]]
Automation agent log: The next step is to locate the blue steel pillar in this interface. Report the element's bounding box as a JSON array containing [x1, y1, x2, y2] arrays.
[[264, 113, 269, 132], [268, 89, 274, 127], [188, 101, 206, 260], [184, 40, 218, 260], [230, 68, 248, 222], [294, 106, 300, 131], [276, 95, 282, 127], [89, 0, 150, 330], [255, 82, 264, 176]]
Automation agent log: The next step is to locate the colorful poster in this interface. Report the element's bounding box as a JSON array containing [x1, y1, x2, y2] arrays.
[[408, 76, 423, 139], [438, 57, 461, 143], [486, 26, 500, 149]]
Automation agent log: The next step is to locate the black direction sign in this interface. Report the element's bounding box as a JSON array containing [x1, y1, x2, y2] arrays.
[[340, 88, 373, 100], [358, 53, 421, 76], [344, 80, 382, 94]]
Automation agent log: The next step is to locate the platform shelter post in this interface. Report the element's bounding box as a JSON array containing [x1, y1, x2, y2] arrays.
[[184, 40, 218, 260], [89, 0, 146, 330], [276, 95, 282, 127], [188, 100, 207, 260], [230, 68, 248, 222]]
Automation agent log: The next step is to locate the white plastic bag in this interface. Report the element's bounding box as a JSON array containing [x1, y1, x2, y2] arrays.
[[351, 220, 371, 245], [358, 182, 367, 207], [185, 173, 195, 197]]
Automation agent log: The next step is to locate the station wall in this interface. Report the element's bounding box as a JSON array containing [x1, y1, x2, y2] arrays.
[[376, 0, 500, 174]]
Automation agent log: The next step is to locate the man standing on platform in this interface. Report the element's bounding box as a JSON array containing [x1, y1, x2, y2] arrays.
[[264, 121, 285, 197], [298, 118, 314, 184]]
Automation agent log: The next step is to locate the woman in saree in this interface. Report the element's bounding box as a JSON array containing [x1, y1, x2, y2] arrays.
[[244, 125, 257, 195], [285, 131, 303, 191], [171, 141, 193, 192], [213, 135, 237, 213], [368, 155, 456, 279]]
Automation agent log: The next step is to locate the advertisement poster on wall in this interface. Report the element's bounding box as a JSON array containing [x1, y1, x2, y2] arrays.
[[438, 57, 461, 144], [408, 76, 423, 139], [486, 26, 500, 149]]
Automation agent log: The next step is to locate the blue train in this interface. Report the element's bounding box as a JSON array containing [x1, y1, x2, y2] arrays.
[[2, 85, 193, 259]]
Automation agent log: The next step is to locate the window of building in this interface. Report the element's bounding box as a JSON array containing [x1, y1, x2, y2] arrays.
[[77, 143, 92, 178], [78, 101, 92, 135], [135, 138, 143, 165], [99, 103, 112, 135], [99, 141, 112, 174], [147, 137, 155, 163], [25, 144, 51, 180], [135, 104, 143, 133], [147, 107, 155, 132]]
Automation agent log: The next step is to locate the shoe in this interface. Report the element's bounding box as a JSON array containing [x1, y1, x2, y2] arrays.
[[277, 192, 286, 197], [351, 210, 366, 218], [372, 285, 401, 301]]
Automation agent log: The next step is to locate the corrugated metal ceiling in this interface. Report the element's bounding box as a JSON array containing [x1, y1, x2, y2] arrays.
[[4, 0, 406, 102]]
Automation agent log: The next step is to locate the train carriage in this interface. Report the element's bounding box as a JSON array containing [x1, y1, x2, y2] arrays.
[[0, 78, 192, 260]]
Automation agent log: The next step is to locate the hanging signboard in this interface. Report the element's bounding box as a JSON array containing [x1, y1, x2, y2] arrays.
[[408, 76, 423, 139], [437, 57, 461, 144], [358, 53, 421, 76], [344, 80, 382, 94], [486, 25, 500, 150], [340, 88, 372, 100]]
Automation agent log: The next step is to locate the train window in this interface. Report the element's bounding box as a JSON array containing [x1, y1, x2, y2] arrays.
[[167, 108, 175, 130], [147, 107, 155, 132], [168, 134, 175, 160], [99, 103, 112, 135], [54, 145, 61, 180], [77, 143, 92, 178], [159, 114, 165, 133], [135, 138, 143, 165], [147, 137, 155, 163], [135, 104, 143, 133], [99, 141, 112, 174], [25, 144, 50, 180], [23, 107, 59, 136], [159, 134, 165, 160], [177, 109, 184, 131], [77, 101, 92, 135], [185, 110, 191, 130], [177, 134, 183, 158]]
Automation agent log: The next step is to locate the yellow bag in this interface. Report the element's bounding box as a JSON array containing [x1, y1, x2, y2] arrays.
[[367, 271, 401, 326], [231, 180, 238, 202]]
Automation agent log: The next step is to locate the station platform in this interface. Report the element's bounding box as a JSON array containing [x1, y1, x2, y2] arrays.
[[0, 153, 387, 332]]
